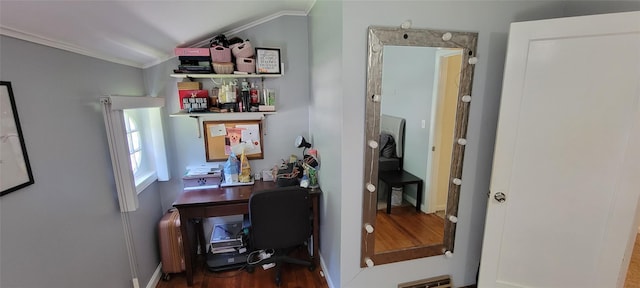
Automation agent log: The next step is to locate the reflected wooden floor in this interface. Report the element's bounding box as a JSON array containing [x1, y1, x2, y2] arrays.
[[625, 234, 640, 287], [375, 205, 445, 253]]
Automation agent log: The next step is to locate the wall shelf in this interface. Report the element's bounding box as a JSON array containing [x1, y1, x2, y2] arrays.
[[170, 73, 282, 79], [170, 111, 276, 121]]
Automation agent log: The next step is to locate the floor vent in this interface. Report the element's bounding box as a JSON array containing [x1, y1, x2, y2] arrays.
[[398, 275, 452, 288]]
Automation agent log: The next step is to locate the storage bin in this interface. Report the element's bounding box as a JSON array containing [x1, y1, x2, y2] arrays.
[[177, 81, 201, 90], [391, 187, 403, 206], [231, 41, 254, 58], [236, 58, 255, 73], [174, 47, 210, 57], [210, 46, 231, 63], [212, 62, 234, 74]]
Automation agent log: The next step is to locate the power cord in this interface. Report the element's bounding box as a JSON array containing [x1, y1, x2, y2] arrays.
[[246, 249, 274, 265]]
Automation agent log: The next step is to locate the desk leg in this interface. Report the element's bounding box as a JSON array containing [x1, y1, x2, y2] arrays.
[[179, 212, 194, 286], [386, 184, 392, 214], [196, 219, 206, 255], [312, 195, 320, 266], [416, 181, 423, 212]]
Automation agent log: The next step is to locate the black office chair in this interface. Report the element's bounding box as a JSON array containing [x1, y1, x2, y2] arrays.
[[247, 186, 315, 285]]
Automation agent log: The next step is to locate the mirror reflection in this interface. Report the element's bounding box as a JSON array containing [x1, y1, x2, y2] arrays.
[[375, 46, 462, 253], [361, 26, 477, 266]]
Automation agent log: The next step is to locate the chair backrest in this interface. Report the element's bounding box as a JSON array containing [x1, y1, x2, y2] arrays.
[[249, 187, 311, 250]]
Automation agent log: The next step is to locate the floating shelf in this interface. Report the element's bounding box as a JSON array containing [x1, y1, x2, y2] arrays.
[[169, 111, 276, 121], [170, 73, 282, 79]]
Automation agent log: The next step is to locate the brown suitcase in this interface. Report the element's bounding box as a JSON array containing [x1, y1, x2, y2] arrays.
[[158, 208, 185, 280]]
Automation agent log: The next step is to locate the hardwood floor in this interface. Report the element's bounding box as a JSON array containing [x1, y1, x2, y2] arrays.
[[625, 234, 640, 287], [375, 205, 445, 253], [156, 249, 328, 288]]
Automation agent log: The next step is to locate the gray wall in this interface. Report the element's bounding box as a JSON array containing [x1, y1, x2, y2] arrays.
[[310, 1, 567, 287], [308, 1, 344, 286], [143, 15, 312, 240], [309, 1, 640, 288], [0, 36, 162, 288]]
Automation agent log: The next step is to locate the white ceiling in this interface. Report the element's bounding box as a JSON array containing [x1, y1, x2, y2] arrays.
[[0, 0, 315, 68]]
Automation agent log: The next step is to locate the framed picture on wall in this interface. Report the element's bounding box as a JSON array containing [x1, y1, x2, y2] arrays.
[[255, 48, 281, 74], [1, 81, 34, 196], [203, 120, 264, 161]]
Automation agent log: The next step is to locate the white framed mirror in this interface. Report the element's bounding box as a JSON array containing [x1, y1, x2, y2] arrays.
[[361, 26, 478, 266]]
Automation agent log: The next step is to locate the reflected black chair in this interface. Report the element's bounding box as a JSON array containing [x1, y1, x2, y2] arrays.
[[247, 186, 315, 285]]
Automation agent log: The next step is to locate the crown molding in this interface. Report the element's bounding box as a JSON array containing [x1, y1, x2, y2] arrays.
[[0, 25, 144, 68], [2, 9, 310, 69]]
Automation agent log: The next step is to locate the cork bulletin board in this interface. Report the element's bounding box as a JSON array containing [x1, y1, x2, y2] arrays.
[[203, 120, 264, 161]]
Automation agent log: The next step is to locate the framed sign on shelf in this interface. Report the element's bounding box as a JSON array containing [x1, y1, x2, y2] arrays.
[[255, 48, 281, 74], [203, 120, 264, 161], [1, 81, 34, 196]]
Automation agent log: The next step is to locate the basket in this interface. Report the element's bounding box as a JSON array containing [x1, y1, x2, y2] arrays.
[[231, 41, 254, 58], [212, 62, 234, 74], [236, 58, 255, 73], [210, 46, 231, 63]]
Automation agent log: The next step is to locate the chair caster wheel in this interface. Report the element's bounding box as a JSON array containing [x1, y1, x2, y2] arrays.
[[308, 264, 316, 271], [162, 273, 171, 281], [275, 276, 281, 286], [246, 266, 255, 273]]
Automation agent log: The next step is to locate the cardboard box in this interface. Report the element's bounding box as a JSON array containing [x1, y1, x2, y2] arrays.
[[177, 81, 202, 90], [179, 90, 209, 109], [174, 47, 210, 57]]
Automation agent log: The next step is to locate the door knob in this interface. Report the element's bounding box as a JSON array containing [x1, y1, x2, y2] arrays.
[[494, 192, 506, 203]]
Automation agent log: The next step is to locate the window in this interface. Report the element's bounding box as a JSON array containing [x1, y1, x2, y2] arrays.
[[101, 96, 168, 212], [124, 111, 142, 174], [123, 108, 160, 194]]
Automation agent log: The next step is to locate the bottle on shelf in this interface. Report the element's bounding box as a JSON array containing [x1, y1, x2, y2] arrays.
[[240, 79, 250, 113], [250, 82, 259, 105]]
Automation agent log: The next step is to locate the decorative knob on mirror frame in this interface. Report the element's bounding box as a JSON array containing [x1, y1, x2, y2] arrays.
[[444, 251, 453, 258], [364, 223, 375, 234], [365, 257, 375, 267], [366, 183, 376, 192]]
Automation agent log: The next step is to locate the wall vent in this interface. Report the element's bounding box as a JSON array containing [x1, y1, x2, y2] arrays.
[[398, 275, 452, 288]]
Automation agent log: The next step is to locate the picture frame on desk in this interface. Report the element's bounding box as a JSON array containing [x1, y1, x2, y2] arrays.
[[255, 48, 281, 74], [0, 81, 34, 196]]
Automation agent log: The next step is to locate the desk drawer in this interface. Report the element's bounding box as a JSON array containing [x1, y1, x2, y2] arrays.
[[204, 204, 248, 217]]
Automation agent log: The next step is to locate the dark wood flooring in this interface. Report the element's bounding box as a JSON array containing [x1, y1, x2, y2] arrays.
[[156, 249, 328, 288], [375, 205, 445, 253]]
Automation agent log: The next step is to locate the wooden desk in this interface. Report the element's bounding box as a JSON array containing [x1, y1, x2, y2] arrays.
[[173, 181, 321, 286]]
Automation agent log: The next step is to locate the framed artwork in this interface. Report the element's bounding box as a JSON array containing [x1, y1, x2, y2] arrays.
[[203, 120, 264, 161], [1, 81, 34, 196], [255, 48, 281, 74]]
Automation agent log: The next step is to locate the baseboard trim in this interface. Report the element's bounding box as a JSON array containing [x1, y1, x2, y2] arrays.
[[320, 253, 336, 288], [146, 263, 162, 288]]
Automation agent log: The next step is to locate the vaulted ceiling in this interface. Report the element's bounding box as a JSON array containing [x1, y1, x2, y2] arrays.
[[0, 0, 315, 68]]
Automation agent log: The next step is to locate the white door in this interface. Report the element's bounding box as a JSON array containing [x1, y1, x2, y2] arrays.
[[479, 12, 640, 288]]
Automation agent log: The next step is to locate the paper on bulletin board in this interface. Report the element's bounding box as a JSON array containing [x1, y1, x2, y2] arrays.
[[208, 124, 227, 137], [236, 124, 261, 155]]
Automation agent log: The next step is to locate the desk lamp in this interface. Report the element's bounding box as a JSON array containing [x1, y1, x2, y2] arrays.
[[295, 136, 312, 154]]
